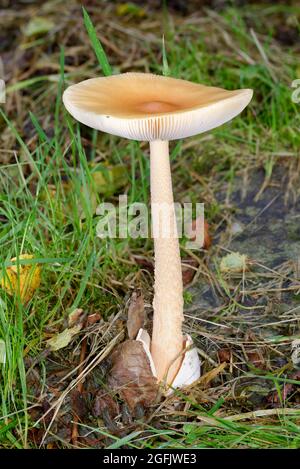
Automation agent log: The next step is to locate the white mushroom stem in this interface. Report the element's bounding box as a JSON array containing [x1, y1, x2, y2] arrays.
[[150, 140, 184, 384]]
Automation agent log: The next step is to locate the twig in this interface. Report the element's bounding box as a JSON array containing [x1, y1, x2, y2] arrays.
[[71, 334, 88, 446]]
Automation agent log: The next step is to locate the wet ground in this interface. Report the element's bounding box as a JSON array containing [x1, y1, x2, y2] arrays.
[[188, 166, 300, 335], [229, 168, 300, 267]]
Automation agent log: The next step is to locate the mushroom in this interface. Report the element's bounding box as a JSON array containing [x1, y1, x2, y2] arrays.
[[63, 73, 253, 389]]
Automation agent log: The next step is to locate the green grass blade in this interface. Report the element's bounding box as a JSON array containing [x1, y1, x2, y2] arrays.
[[71, 249, 96, 310], [29, 112, 50, 144], [82, 7, 112, 76], [162, 35, 169, 76], [107, 431, 142, 449]]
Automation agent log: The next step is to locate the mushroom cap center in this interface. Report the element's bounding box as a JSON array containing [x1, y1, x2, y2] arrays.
[[136, 101, 178, 113]]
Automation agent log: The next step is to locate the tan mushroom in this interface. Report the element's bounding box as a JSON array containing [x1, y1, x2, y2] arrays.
[[63, 72, 253, 389]]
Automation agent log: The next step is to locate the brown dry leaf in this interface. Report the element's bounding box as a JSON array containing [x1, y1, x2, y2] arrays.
[[133, 255, 153, 272], [218, 348, 231, 363], [244, 331, 266, 370], [246, 350, 266, 370], [93, 390, 120, 434], [182, 258, 199, 286], [68, 308, 85, 327], [93, 390, 119, 418], [0, 254, 41, 302], [127, 290, 145, 339], [108, 340, 158, 412], [267, 371, 300, 407], [71, 389, 88, 421], [87, 313, 101, 325], [187, 219, 212, 249]]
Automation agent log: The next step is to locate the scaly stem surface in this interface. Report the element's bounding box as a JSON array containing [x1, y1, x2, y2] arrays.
[[150, 139, 183, 384]]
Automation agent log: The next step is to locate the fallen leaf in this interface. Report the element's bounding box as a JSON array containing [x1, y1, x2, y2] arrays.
[[68, 308, 85, 328], [24, 17, 54, 37], [93, 390, 120, 434], [93, 390, 119, 418], [187, 219, 211, 249], [26, 365, 42, 398], [244, 331, 266, 370], [46, 325, 82, 352], [121, 403, 133, 425], [87, 313, 101, 325], [182, 258, 199, 286], [127, 290, 145, 339], [267, 371, 300, 407], [71, 389, 88, 421], [133, 255, 153, 272], [246, 350, 266, 370], [220, 252, 247, 273], [0, 254, 41, 302], [91, 163, 128, 195], [218, 348, 231, 363], [108, 340, 158, 412], [116, 3, 146, 17], [39, 184, 59, 201]]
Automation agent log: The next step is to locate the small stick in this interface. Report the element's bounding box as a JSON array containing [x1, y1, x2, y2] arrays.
[[71, 334, 88, 446]]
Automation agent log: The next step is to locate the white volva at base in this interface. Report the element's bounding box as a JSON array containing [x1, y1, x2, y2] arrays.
[[136, 328, 201, 394]]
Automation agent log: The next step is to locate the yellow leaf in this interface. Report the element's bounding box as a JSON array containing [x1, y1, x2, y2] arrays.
[[24, 17, 54, 37], [116, 3, 146, 17], [0, 254, 41, 302], [91, 163, 128, 195], [46, 325, 82, 352]]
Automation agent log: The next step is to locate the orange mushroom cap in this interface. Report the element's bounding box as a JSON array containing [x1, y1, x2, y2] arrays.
[[63, 73, 253, 141]]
